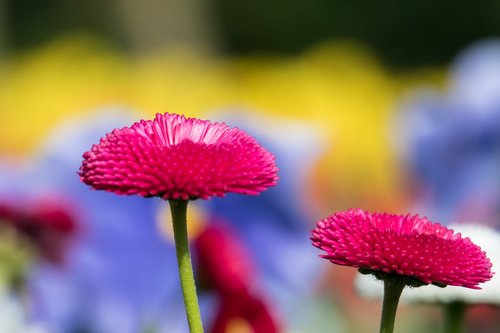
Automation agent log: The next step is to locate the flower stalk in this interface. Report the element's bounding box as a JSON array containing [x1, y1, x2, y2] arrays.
[[379, 279, 405, 333], [443, 301, 466, 333], [169, 199, 204, 333]]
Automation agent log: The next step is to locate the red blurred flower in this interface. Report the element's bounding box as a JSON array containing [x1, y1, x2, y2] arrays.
[[195, 223, 279, 333], [0, 199, 77, 263], [211, 292, 279, 333], [195, 224, 254, 295], [311, 209, 493, 289], [79, 112, 278, 200]]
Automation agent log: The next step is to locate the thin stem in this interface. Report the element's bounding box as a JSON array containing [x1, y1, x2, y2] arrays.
[[443, 301, 466, 333], [169, 199, 204, 333], [379, 279, 405, 333]]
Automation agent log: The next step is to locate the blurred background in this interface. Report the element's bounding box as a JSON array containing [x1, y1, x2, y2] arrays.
[[0, 0, 500, 332]]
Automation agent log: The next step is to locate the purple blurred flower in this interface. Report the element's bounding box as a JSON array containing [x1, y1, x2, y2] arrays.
[[395, 40, 500, 225]]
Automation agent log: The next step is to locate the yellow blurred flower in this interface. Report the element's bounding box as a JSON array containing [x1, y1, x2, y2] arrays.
[[0, 35, 443, 210]]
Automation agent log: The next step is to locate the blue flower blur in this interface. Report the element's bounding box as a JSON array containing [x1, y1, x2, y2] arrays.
[[395, 39, 500, 225]]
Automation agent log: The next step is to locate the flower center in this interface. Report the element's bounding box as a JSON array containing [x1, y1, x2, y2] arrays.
[[227, 318, 253, 333]]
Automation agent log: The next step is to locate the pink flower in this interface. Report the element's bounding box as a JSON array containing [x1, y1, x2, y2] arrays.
[[194, 223, 280, 333], [311, 209, 493, 289], [79, 113, 278, 200]]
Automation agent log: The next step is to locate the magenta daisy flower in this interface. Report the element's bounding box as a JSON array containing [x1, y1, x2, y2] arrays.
[[311, 209, 493, 289], [79, 112, 278, 333], [79, 112, 278, 200], [312, 209, 493, 333]]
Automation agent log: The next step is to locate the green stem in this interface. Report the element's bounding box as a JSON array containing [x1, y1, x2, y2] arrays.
[[379, 279, 405, 333], [443, 301, 466, 333], [169, 199, 204, 333]]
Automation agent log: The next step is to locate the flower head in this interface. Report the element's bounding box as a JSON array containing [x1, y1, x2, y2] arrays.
[[79, 112, 278, 200], [311, 209, 493, 289], [356, 223, 500, 304], [24, 109, 286, 332]]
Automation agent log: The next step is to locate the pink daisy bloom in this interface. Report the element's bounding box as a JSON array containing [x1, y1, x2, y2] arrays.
[[79, 112, 278, 200], [311, 209, 493, 289]]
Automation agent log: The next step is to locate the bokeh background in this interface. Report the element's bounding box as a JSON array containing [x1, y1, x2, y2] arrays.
[[0, 0, 500, 332]]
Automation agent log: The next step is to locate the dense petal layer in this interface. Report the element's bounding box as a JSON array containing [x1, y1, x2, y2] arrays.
[[311, 209, 493, 289], [357, 223, 500, 305], [79, 113, 278, 200]]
